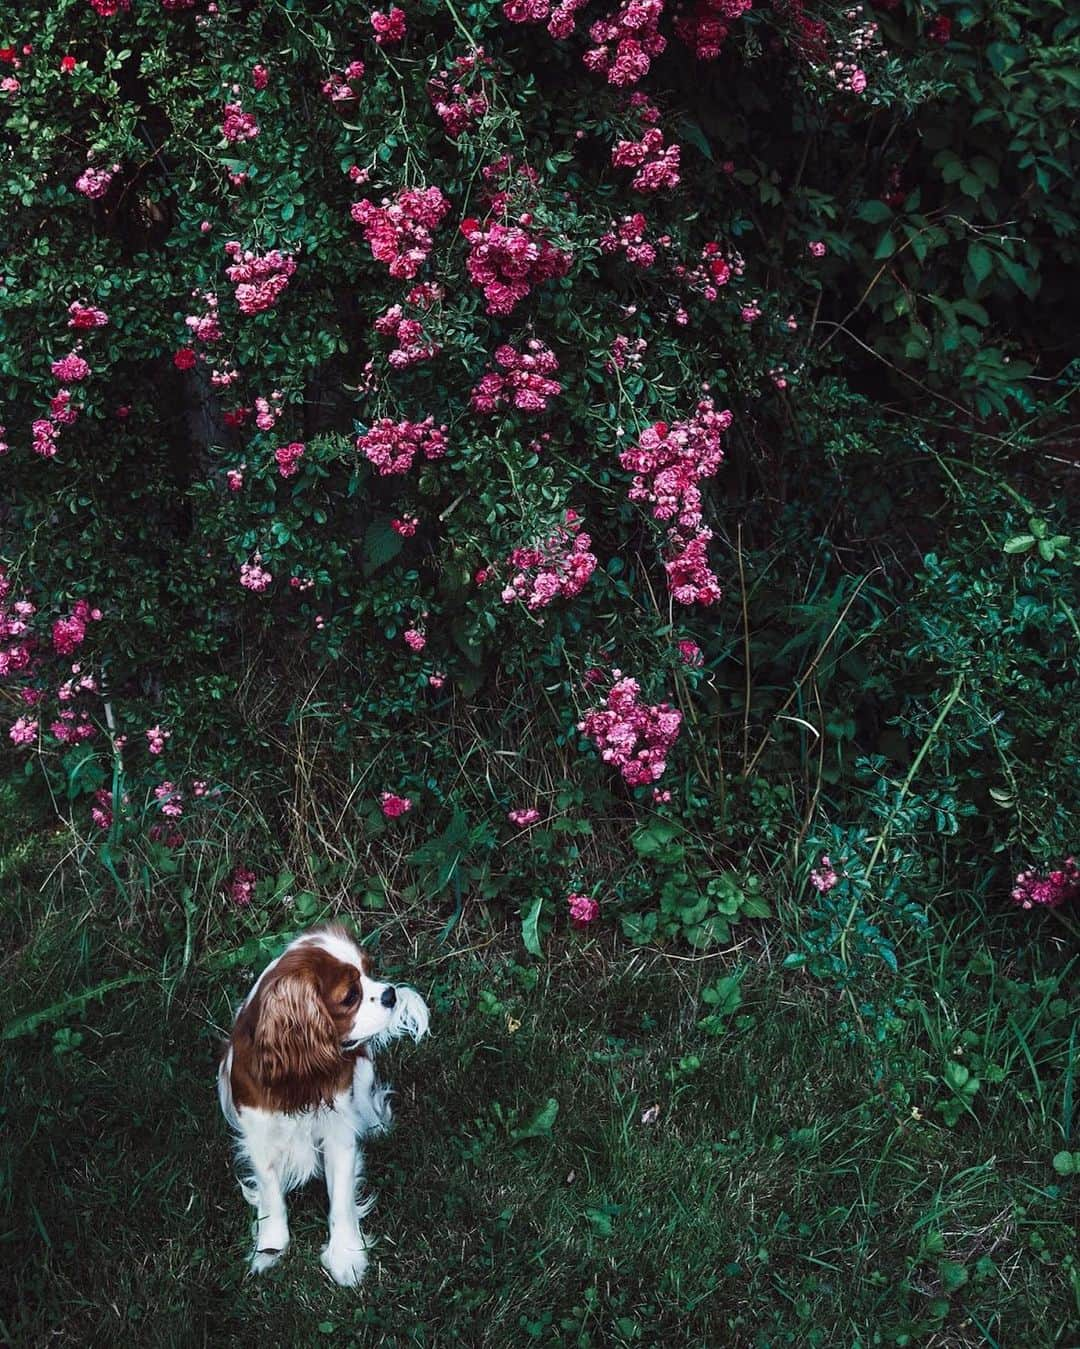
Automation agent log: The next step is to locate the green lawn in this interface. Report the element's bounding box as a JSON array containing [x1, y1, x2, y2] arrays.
[[2, 886, 1077, 1347]]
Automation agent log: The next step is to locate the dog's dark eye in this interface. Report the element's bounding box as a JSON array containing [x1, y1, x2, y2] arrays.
[[342, 987, 359, 1007]]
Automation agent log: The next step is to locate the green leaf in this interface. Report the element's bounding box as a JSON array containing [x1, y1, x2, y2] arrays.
[[2, 973, 153, 1040], [585, 1204, 621, 1236], [511, 1097, 559, 1141], [968, 243, 994, 286], [855, 200, 893, 224], [521, 894, 544, 957], [631, 821, 684, 861], [1051, 1150, 1078, 1176], [677, 119, 714, 161], [361, 517, 405, 577], [939, 1260, 969, 1294], [700, 974, 744, 1017], [740, 893, 773, 919], [1003, 534, 1035, 554], [944, 1061, 971, 1091]]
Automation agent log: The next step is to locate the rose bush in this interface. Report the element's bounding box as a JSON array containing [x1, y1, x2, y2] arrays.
[[0, 0, 1075, 950]]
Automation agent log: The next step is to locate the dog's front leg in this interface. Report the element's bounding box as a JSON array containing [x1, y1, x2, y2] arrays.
[[247, 1155, 291, 1275], [320, 1127, 369, 1287]]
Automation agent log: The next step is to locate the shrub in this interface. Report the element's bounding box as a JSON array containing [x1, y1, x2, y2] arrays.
[[0, 0, 1076, 954]]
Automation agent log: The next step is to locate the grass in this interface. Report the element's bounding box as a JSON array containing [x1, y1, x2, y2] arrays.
[[2, 865, 1078, 1349]]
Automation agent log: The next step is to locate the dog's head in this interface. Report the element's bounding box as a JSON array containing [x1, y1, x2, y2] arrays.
[[235, 925, 429, 1110]]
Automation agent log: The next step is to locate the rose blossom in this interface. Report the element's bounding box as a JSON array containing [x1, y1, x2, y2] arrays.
[[567, 892, 599, 925], [380, 792, 413, 818]]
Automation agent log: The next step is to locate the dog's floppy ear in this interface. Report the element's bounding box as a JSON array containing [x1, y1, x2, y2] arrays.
[[253, 971, 341, 1106]]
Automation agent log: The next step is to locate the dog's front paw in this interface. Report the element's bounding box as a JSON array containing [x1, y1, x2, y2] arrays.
[[320, 1237, 369, 1287], [249, 1240, 289, 1275]]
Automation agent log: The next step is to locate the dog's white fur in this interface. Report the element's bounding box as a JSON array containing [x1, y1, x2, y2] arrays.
[[217, 929, 429, 1285]]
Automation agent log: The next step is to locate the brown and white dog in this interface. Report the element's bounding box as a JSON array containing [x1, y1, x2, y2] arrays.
[[217, 925, 429, 1285]]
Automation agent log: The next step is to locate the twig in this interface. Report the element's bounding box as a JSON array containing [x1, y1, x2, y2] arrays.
[[744, 569, 881, 778]]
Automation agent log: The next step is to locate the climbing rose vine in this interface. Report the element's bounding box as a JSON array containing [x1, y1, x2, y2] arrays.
[[1, 0, 1072, 939]]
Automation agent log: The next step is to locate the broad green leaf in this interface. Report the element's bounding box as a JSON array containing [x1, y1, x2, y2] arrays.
[[521, 894, 544, 957], [968, 243, 994, 286], [511, 1097, 559, 1141]]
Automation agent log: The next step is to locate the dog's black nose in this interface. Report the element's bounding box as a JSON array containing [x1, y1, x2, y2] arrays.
[[380, 986, 397, 1009]]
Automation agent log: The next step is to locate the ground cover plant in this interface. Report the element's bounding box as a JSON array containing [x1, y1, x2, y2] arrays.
[[1, 0, 1078, 1343]]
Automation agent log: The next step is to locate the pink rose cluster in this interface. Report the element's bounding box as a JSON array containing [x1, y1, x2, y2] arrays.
[[0, 566, 35, 678], [509, 807, 541, 827], [1011, 858, 1079, 911], [240, 557, 272, 592], [221, 102, 259, 143], [479, 154, 541, 214], [9, 716, 37, 746], [608, 334, 648, 372], [583, 0, 666, 86], [611, 128, 681, 193], [254, 390, 284, 430], [274, 441, 305, 478], [153, 782, 183, 820], [35, 324, 96, 455], [600, 212, 662, 268], [91, 788, 114, 831], [356, 416, 448, 476], [471, 341, 562, 414], [351, 186, 451, 280], [461, 217, 573, 316], [321, 60, 366, 104], [371, 7, 407, 44], [185, 290, 221, 344], [501, 510, 598, 611], [53, 599, 101, 655], [794, 1, 877, 94], [503, 0, 589, 40], [674, 0, 754, 62], [664, 528, 723, 606], [502, 0, 751, 65], [619, 399, 731, 607], [427, 49, 490, 138], [57, 667, 98, 704], [146, 723, 170, 754], [51, 708, 96, 746], [619, 400, 731, 531], [578, 673, 682, 786], [89, 0, 131, 14], [75, 161, 120, 199], [675, 240, 743, 302], [228, 866, 257, 905], [374, 283, 443, 368], [224, 242, 297, 315], [68, 300, 109, 330], [810, 854, 839, 893]]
